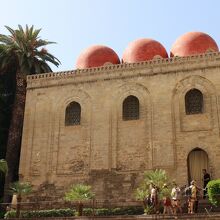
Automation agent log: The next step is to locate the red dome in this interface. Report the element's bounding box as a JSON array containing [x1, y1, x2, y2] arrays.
[[170, 32, 219, 57], [122, 38, 168, 63], [76, 45, 120, 69]]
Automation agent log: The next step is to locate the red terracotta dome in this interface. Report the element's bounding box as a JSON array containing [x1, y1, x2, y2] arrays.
[[76, 45, 120, 69], [170, 32, 219, 57], [122, 38, 168, 63]]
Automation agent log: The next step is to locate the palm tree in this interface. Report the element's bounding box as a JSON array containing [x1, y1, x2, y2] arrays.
[[135, 169, 171, 214], [144, 169, 169, 192], [64, 184, 95, 216], [0, 159, 8, 173], [0, 25, 60, 202], [9, 181, 32, 218]]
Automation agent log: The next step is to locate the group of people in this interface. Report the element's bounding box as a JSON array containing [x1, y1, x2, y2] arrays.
[[148, 169, 211, 215]]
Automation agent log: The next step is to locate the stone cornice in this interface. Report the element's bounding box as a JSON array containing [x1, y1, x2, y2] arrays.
[[27, 52, 220, 89]]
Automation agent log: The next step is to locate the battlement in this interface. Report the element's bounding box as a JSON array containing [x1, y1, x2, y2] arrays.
[[26, 52, 220, 89]]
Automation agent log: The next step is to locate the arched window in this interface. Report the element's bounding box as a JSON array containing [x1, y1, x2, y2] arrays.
[[185, 89, 203, 115], [123, 95, 139, 120], [65, 102, 81, 125]]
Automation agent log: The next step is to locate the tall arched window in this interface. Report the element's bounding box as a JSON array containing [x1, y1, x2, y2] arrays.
[[123, 95, 139, 120], [65, 102, 81, 125], [185, 89, 203, 115]]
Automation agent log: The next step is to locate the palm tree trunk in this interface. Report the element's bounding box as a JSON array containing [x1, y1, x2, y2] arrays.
[[3, 73, 26, 203], [78, 202, 83, 216], [16, 195, 22, 218]]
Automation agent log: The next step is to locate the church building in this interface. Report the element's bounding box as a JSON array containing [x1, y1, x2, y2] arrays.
[[19, 32, 220, 202]]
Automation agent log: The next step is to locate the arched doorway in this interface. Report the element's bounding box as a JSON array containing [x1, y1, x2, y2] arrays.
[[187, 148, 209, 188]]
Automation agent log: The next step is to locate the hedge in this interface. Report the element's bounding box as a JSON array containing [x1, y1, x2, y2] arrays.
[[207, 179, 220, 207], [5, 206, 144, 218], [4, 209, 75, 219]]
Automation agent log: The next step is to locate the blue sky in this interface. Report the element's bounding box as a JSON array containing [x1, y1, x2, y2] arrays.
[[0, 0, 219, 71]]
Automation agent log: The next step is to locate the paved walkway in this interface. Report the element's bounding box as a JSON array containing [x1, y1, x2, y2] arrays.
[[6, 213, 220, 220]]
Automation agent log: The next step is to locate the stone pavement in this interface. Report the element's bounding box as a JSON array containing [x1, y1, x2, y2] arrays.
[[5, 213, 220, 220]]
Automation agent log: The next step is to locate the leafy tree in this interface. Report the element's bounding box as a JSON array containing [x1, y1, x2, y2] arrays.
[[64, 184, 95, 216], [0, 25, 60, 202], [9, 181, 32, 218]]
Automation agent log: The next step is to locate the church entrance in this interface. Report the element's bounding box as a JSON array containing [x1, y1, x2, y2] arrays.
[[187, 148, 209, 188]]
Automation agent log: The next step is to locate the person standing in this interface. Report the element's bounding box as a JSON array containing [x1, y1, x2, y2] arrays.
[[150, 184, 159, 213], [171, 182, 182, 214], [202, 169, 211, 199], [189, 180, 197, 214], [162, 184, 173, 215]]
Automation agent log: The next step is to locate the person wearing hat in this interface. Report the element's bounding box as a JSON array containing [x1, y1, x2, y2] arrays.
[[189, 180, 197, 214]]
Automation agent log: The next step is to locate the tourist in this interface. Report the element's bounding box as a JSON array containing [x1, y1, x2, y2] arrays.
[[150, 184, 159, 213], [171, 182, 182, 214], [162, 184, 173, 214], [194, 185, 202, 213], [188, 180, 197, 214], [202, 169, 211, 198]]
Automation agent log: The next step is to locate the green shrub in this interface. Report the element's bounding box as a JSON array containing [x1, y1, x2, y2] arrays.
[[4, 206, 144, 218], [84, 206, 143, 216], [4, 208, 75, 218], [96, 208, 111, 216], [207, 179, 220, 207], [83, 208, 93, 216]]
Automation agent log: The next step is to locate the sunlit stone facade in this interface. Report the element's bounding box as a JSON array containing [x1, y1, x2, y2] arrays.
[[20, 52, 220, 202]]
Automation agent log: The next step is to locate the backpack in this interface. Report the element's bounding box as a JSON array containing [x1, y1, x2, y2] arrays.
[[185, 186, 192, 197]]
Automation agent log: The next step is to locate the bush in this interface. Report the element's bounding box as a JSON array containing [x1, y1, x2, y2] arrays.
[[4, 206, 144, 218], [4, 208, 75, 218], [207, 179, 220, 207], [83, 207, 143, 216]]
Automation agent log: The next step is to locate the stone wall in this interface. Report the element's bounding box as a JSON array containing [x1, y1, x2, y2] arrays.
[[19, 52, 220, 202]]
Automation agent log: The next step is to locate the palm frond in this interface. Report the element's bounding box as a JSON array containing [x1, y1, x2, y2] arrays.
[[64, 184, 95, 202], [0, 25, 61, 76], [9, 181, 32, 196], [0, 159, 8, 173], [4, 26, 16, 37]]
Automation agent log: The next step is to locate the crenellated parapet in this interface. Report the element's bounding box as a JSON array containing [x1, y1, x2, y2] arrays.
[[27, 52, 220, 89]]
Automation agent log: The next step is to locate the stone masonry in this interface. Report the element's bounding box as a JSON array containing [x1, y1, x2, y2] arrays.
[[19, 52, 220, 203]]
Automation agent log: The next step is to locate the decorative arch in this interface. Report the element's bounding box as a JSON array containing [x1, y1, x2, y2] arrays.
[[58, 89, 92, 127], [110, 82, 153, 171], [114, 83, 152, 121], [171, 75, 219, 171], [173, 75, 216, 97], [172, 75, 218, 132], [52, 89, 92, 175]]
